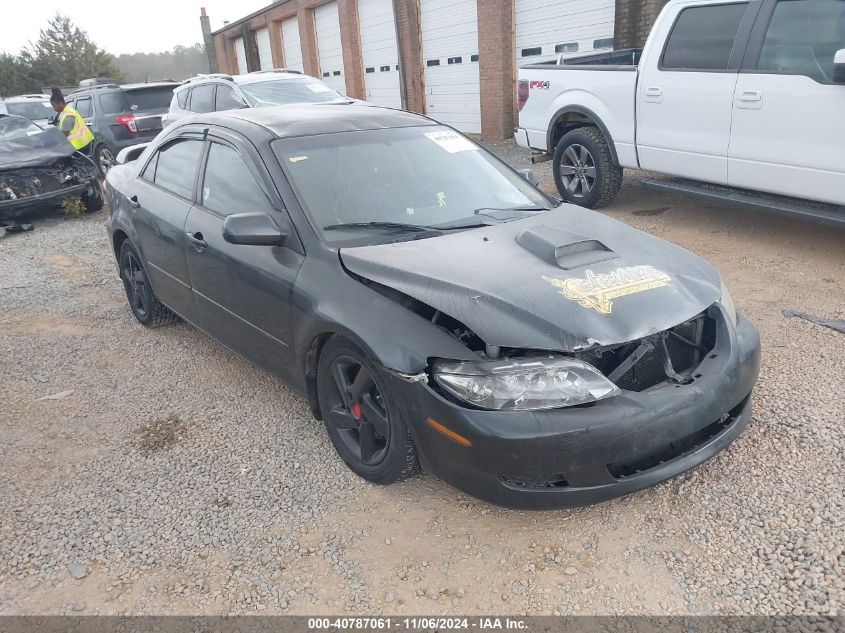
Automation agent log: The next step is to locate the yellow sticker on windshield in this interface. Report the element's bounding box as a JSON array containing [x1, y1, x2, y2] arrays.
[[544, 265, 671, 315], [289, 155, 309, 163]]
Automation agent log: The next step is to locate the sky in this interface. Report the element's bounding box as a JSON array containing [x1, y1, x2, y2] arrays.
[[0, 0, 272, 56]]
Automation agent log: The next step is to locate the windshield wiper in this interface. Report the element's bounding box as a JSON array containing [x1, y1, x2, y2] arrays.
[[323, 221, 441, 233], [473, 206, 550, 214]]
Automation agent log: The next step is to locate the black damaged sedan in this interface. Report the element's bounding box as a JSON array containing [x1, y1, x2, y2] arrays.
[[104, 105, 760, 509]]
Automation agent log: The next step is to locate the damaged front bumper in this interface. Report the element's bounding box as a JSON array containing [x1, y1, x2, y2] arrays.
[[0, 158, 99, 220], [383, 311, 761, 509]]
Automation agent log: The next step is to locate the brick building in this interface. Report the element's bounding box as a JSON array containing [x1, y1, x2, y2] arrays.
[[205, 0, 668, 140]]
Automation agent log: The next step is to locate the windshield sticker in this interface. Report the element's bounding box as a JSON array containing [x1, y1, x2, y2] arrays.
[[543, 265, 671, 315], [424, 131, 478, 153], [288, 155, 309, 163], [307, 83, 333, 93]]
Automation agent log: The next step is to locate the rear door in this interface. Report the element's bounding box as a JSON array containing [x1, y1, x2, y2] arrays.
[[131, 135, 206, 323], [123, 86, 177, 138], [728, 0, 845, 204], [636, 1, 752, 184], [184, 132, 304, 381]]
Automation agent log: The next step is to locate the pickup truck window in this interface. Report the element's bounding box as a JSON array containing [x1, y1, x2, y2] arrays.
[[661, 3, 748, 71], [757, 0, 845, 83]]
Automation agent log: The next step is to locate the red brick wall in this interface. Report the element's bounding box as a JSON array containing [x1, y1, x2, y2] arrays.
[[337, 0, 365, 99], [393, 0, 424, 114], [478, 0, 515, 139]]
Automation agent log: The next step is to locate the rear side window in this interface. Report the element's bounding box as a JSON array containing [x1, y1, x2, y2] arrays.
[[201, 143, 273, 215], [150, 139, 204, 199], [99, 92, 129, 114], [75, 96, 93, 117], [123, 86, 176, 111], [176, 89, 189, 109], [661, 3, 748, 70], [189, 84, 215, 113]]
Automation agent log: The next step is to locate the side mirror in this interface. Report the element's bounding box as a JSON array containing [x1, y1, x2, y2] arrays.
[[518, 168, 539, 187], [116, 143, 151, 165], [223, 212, 287, 246], [834, 49, 845, 84]]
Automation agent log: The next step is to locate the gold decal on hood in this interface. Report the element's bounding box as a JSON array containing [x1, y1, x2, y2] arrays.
[[544, 265, 671, 314]]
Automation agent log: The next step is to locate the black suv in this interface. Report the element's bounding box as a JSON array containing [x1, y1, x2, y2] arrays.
[[66, 82, 178, 173]]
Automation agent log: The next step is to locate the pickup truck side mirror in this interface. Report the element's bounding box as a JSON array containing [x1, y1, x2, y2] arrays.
[[518, 168, 539, 186], [223, 212, 288, 246], [834, 49, 845, 84]]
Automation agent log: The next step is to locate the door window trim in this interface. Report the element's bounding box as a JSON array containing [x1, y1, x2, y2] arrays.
[[138, 134, 207, 203], [657, 1, 759, 73], [740, 0, 845, 85]]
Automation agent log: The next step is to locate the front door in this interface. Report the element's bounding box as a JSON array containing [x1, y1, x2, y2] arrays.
[[131, 136, 205, 323], [728, 0, 845, 205], [184, 138, 304, 382], [636, 1, 750, 184]]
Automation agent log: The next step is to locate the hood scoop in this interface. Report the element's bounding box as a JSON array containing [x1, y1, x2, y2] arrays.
[[516, 226, 618, 270]]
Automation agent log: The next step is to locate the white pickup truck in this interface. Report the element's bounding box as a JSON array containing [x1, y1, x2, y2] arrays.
[[515, 0, 845, 218]]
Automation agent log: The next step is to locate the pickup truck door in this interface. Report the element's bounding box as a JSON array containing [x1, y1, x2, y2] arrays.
[[635, 1, 753, 184], [728, 0, 845, 205]]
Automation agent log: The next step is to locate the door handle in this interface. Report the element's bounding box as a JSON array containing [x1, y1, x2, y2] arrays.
[[186, 232, 208, 250], [644, 87, 663, 97], [128, 195, 140, 209], [737, 90, 762, 102]]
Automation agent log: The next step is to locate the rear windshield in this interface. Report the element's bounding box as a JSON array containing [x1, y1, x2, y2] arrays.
[[123, 86, 176, 111], [240, 78, 345, 107], [5, 101, 53, 120]]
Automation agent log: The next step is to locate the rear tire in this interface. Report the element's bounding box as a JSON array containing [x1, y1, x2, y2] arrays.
[[317, 336, 421, 485], [96, 144, 115, 176], [118, 240, 179, 328], [553, 126, 623, 209], [82, 185, 103, 212]]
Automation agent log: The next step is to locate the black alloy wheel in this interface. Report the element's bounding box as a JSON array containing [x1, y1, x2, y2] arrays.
[[317, 337, 421, 484], [118, 241, 179, 327]]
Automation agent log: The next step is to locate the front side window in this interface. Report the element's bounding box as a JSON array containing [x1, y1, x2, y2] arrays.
[[661, 3, 748, 70], [150, 138, 204, 199], [75, 97, 93, 117], [239, 77, 345, 106], [201, 143, 273, 215], [189, 84, 215, 113], [273, 126, 549, 244], [215, 85, 244, 111], [757, 0, 845, 82]]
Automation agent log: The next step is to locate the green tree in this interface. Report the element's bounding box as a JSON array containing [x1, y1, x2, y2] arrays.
[[0, 54, 38, 97], [20, 13, 122, 87], [116, 43, 209, 83]]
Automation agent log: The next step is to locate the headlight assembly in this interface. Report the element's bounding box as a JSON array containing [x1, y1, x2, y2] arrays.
[[720, 279, 738, 327], [433, 356, 619, 411]]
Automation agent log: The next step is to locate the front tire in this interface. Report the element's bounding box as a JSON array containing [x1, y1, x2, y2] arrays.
[[317, 336, 421, 484], [118, 240, 179, 328], [553, 127, 623, 209], [82, 185, 104, 212]]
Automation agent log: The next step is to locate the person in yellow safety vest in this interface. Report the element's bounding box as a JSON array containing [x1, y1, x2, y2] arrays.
[[50, 87, 95, 154]]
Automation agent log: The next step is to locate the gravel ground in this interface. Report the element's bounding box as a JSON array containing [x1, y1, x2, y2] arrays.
[[0, 141, 843, 616]]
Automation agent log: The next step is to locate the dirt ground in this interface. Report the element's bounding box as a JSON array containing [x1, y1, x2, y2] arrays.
[[0, 145, 842, 616]]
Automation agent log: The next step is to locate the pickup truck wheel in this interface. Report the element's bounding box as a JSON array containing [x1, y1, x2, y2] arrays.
[[553, 127, 622, 209]]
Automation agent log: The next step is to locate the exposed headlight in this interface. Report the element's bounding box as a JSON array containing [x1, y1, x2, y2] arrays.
[[720, 279, 738, 327], [433, 356, 619, 411]]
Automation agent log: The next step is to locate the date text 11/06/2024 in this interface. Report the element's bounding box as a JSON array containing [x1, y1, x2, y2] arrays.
[[307, 617, 528, 630]]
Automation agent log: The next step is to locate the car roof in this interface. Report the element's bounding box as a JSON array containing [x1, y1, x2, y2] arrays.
[[176, 72, 315, 91], [1, 94, 49, 102], [69, 82, 178, 96], [182, 104, 437, 139]]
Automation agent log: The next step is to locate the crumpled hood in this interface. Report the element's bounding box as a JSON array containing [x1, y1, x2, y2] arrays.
[[0, 124, 74, 170], [339, 206, 722, 351]]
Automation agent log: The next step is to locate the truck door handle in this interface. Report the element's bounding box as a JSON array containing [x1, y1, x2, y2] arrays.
[[644, 87, 663, 97], [128, 195, 140, 208], [186, 232, 208, 250], [737, 90, 762, 102]]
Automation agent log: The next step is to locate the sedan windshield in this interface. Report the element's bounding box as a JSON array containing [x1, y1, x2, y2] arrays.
[[0, 116, 43, 139], [5, 101, 53, 121], [273, 126, 550, 243], [241, 78, 346, 107]]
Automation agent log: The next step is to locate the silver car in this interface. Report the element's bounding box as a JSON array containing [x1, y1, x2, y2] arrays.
[[0, 95, 54, 127], [162, 70, 363, 128]]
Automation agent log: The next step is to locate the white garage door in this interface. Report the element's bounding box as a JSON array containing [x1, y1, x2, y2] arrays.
[[281, 16, 303, 72], [419, 0, 480, 134], [515, 0, 615, 65], [358, 0, 401, 108], [314, 2, 346, 93], [234, 36, 248, 74], [256, 27, 273, 70]]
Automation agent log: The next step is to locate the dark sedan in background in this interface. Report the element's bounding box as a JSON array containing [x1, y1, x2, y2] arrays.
[[104, 105, 760, 509]]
